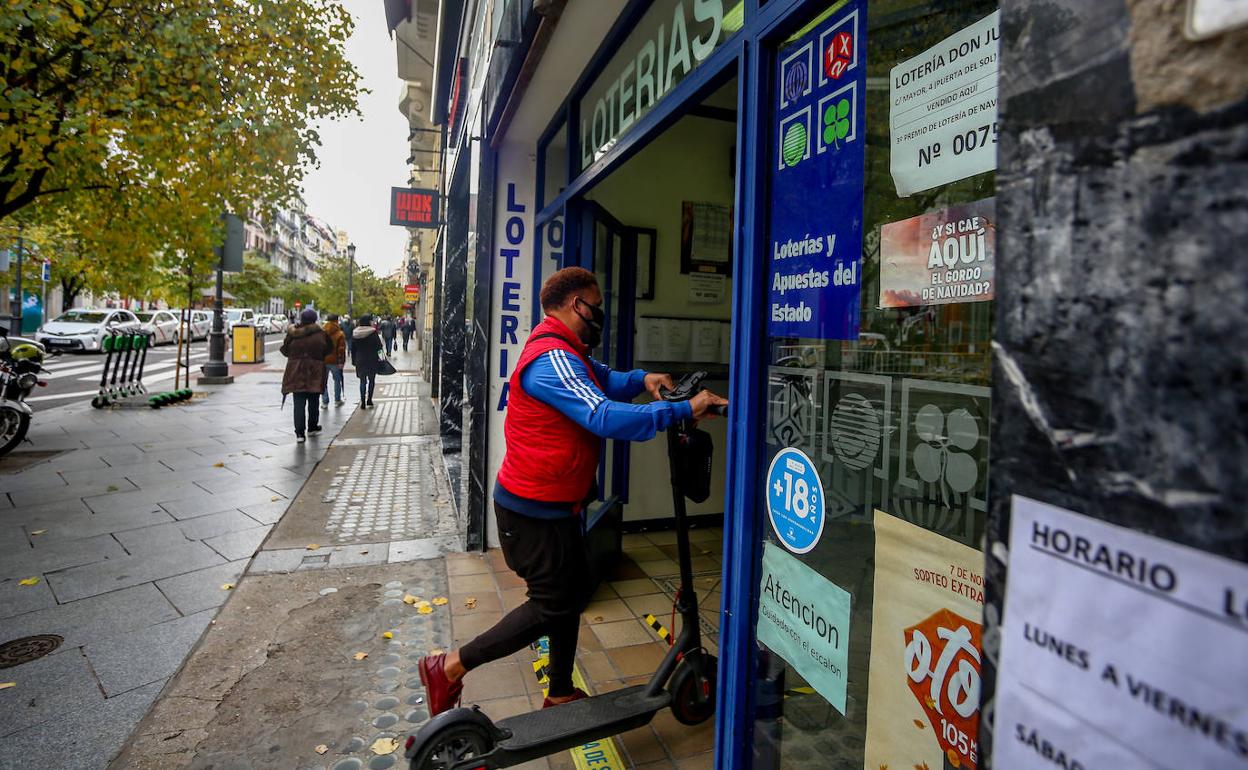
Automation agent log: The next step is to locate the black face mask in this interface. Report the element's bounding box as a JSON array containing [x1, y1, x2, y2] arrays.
[[574, 297, 605, 348]]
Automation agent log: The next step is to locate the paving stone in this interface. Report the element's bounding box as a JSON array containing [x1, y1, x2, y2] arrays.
[[0, 583, 179, 653], [19, 506, 175, 545], [0, 534, 128, 579], [0, 647, 103, 737], [114, 510, 263, 554], [0, 573, 57, 620], [0, 679, 164, 770], [155, 560, 248, 615], [85, 609, 214, 696], [47, 541, 224, 603], [9, 478, 134, 508], [237, 499, 290, 525], [79, 485, 190, 516], [0, 497, 93, 524], [159, 486, 288, 520], [0, 522, 27, 550], [248, 548, 304, 574], [327, 544, 388, 567], [389, 536, 461, 563], [202, 525, 271, 561]]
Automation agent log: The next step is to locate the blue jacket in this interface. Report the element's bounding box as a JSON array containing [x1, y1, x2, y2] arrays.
[[493, 350, 692, 518]]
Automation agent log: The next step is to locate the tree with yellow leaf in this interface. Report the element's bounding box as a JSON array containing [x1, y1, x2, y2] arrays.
[[0, 0, 362, 276]]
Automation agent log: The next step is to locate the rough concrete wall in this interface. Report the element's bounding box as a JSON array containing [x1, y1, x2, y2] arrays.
[[982, 0, 1248, 762]]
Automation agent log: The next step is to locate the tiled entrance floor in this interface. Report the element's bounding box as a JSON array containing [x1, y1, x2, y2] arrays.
[[445, 526, 725, 770]]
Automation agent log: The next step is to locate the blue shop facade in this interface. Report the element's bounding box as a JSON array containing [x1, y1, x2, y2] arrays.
[[439, 0, 997, 767]]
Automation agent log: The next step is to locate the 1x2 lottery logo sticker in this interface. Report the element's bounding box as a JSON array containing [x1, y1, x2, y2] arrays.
[[766, 447, 825, 553]]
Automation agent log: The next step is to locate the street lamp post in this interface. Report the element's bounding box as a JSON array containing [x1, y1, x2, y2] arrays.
[[347, 243, 355, 318]]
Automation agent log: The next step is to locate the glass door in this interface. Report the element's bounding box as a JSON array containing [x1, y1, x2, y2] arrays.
[[751, 1, 999, 769], [580, 202, 639, 516]]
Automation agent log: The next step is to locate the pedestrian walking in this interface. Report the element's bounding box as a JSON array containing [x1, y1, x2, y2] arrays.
[[351, 314, 384, 408], [380, 315, 397, 356], [416, 267, 727, 715], [342, 315, 355, 358], [400, 316, 414, 351], [322, 313, 347, 407], [280, 308, 333, 443]]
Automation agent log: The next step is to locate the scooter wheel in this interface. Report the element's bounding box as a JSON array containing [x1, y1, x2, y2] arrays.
[[408, 722, 495, 770], [670, 652, 718, 726]]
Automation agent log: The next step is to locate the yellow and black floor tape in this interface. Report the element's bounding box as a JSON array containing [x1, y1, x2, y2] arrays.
[[529, 637, 628, 770], [643, 613, 672, 644]]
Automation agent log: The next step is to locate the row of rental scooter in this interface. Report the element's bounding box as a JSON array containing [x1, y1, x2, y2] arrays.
[[90, 331, 192, 408]]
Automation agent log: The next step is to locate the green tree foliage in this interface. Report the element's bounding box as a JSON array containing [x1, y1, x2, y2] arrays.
[[308, 254, 404, 317], [224, 253, 284, 309], [0, 0, 362, 284]]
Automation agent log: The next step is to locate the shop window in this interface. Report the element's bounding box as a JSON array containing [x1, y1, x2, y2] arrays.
[[540, 121, 568, 210], [754, 2, 998, 769]]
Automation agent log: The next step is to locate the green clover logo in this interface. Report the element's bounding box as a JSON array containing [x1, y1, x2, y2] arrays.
[[823, 98, 851, 148]]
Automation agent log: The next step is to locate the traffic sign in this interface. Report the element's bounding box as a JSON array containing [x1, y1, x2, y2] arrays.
[[41, 260, 50, 282]]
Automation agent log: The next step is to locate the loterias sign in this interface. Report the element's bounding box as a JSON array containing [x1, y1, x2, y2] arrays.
[[390, 187, 439, 228], [577, 0, 732, 172]]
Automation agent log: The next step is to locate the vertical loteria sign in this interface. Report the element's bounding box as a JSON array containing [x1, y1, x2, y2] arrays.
[[487, 145, 537, 547]]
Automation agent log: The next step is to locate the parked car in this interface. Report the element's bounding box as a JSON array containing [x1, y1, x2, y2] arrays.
[[187, 310, 212, 341], [134, 310, 180, 345], [35, 308, 142, 352], [223, 308, 257, 332], [265, 314, 288, 333]]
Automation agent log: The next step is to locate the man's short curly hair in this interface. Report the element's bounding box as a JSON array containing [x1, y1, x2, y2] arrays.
[[540, 267, 599, 311]]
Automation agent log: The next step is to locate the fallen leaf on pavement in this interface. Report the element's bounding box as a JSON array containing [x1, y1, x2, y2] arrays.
[[429, 648, 444, 656], [271, 496, 280, 502], [417, 604, 433, 615], [306, 544, 319, 550], [382, 631, 393, 640], [353, 652, 368, 661], [371, 737, 399, 756], [315, 745, 329, 755], [593, 616, 604, 622], [0, 682, 14, 690], [403, 594, 419, 605], [221, 583, 235, 590], [359, 550, 368, 554], [464, 597, 477, 609], [18, 577, 39, 586], [212, 462, 225, 468], [432, 597, 448, 606], [29, 530, 45, 536], [106, 485, 119, 492]]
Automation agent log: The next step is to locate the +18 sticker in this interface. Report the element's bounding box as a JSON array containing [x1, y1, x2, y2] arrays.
[[766, 447, 825, 553]]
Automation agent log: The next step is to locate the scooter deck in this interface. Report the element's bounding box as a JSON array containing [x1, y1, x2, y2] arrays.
[[492, 685, 670, 758]]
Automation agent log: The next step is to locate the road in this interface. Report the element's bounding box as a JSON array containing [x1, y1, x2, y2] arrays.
[[27, 336, 285, 412]]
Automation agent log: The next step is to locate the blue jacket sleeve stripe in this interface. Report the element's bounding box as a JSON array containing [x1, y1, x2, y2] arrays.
[[548, 350, 604, 411]]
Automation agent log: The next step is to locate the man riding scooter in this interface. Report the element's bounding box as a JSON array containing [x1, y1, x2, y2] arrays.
[[418, 267, 727, 715]]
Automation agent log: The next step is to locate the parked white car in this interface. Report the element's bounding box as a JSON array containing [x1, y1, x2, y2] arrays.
[[265, 314, 288, 333], [223, 308, 257, 331], [134, 310, 180, 345], [187, 310, 212, 340], [35, 308, 142, 352]]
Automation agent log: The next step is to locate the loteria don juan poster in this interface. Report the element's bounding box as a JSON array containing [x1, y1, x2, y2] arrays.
[[865, 510, 985, 770]]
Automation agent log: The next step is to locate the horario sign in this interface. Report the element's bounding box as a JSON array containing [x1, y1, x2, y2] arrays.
[[390, 187, 439, 228]]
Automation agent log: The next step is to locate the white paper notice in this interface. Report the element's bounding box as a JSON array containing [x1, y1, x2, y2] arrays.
[[993, 496, 1248, 770], [889, 11, 999, 197], [690, 321, 722, 363], [662, 320, 691, 361], [688, 272, 726, 304], [635, 317, 665, 361]]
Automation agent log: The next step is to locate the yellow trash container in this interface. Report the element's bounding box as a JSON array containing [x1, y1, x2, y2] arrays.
[[231, 324, 265, 363]]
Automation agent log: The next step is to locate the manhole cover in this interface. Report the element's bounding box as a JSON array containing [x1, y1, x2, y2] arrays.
[[0, 635, 64, 668]]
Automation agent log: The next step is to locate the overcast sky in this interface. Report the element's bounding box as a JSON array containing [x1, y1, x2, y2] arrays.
[[301, 0, 409, 276]]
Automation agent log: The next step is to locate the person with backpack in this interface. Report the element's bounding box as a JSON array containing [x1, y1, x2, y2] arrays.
[[379, 315, 397, 356], [341, 315, 356, 358], [351, 314, 384, 408], [280, 308, 333, 443]]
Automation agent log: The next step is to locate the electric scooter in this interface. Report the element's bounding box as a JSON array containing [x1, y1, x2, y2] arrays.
[[405, 371, 727, 770]]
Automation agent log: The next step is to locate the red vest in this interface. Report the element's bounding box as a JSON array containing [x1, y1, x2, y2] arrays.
[[496, 316, 602, 507]]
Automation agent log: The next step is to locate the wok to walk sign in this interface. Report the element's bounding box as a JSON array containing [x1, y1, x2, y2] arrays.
[[390, 187, 439, 228]]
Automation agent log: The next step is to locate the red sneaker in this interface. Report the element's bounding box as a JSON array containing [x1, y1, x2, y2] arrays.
[[542, 688, 589, 709], [418, 653, 463, 717]]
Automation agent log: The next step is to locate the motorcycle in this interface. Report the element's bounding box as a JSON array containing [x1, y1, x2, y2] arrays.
[[0, 327, 49, 456]]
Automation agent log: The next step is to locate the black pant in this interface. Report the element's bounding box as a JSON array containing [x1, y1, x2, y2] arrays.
[[460, 503, 594, 697], [358, 371, 376, 403], [292, 392, 319, 436]]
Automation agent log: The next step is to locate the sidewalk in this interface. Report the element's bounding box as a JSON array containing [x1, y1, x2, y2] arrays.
[[0, 346, 423, 768]]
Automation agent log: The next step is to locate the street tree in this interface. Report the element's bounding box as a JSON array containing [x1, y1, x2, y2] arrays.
[[0, 0, 362, 277]]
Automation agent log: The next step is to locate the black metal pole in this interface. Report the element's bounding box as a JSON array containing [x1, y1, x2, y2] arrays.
[[347, 246, 355, 318], [200, 262, 231, 382], [12, 231, 23, 336]]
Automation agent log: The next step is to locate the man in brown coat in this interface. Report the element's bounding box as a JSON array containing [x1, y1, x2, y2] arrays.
[[321, 313, 347, 408], [281, 308, 333, 443]]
